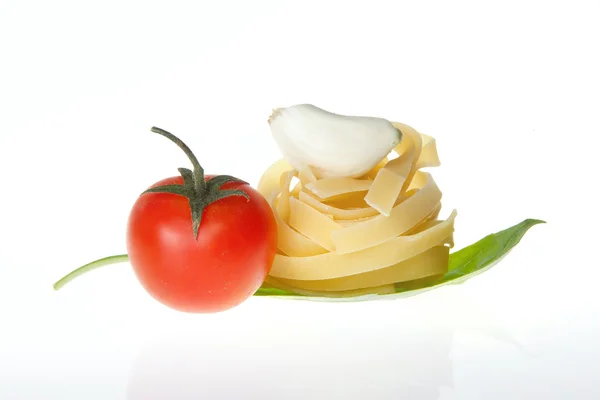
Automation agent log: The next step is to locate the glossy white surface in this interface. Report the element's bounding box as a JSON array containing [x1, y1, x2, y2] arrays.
[[1, 0, 598, 399], [3, 276, 599, 399]]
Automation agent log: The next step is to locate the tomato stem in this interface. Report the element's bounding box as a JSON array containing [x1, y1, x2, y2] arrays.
[[142, 127, 250, 239], [53, 254, 129, 290], [150, 126, 206, 192]]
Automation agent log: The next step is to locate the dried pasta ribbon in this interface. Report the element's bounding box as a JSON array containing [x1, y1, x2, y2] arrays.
[[276, 245, 449, 291], [269, 210, 456, 280], [331, 172, 442, 254]]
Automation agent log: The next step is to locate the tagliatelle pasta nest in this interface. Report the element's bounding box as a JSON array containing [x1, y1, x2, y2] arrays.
[[257, 122, 457, 297]]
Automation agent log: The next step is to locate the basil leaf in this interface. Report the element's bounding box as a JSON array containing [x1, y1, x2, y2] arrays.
[[434, 218, 545, 286], [253, 287, 298, 297], [253, 218, 545, 301]]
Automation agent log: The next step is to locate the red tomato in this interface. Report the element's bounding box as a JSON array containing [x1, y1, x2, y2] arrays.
[[51, 126, 277, 314], [126, 174, 277, 313]]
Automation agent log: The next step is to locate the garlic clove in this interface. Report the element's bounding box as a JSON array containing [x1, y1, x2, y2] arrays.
[[268, 104, 402, 179]]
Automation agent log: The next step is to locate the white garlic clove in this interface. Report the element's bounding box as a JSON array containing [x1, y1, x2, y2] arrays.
[[268, 104, 402, 179]]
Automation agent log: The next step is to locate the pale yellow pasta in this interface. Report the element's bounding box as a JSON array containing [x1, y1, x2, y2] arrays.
[[364, 167, 405, 216], [365, 156, 388, 179], [364, 122, 427, 216], [322, 191, 371, 209], [267, 193, 328, 257], [257, 120, 456, 294], [336, 216, 378, 227], [257, 158, 293, 198], [305, 178, 372, 199], [331, 172, 442, 254], [298, 165, 317, 185], [276, 170, 296, 222], [269, 210, 456, 280], [291, 180, 302, 197], [264, 276, 397, 297], [416, 135, 441, 169], [277, 245, 449, 291], [288, 197, 343, 252], [298, 191, 379, 220], [383, 147, 413, 178], [392, 122, 423, 192]]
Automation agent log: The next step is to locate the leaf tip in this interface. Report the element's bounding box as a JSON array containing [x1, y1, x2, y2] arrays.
[[526, 218, 546, 225], [521, 218, 547, 230]]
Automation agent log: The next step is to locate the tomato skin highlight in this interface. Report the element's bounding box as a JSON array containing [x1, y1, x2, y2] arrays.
[[126, 175, 277, 313]]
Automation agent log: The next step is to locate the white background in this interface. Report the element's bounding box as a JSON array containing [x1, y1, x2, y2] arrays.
[[1, 0, 599, 399]]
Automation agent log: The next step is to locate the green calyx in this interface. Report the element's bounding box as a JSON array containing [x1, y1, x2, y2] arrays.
[[144, 127, 249, 239]]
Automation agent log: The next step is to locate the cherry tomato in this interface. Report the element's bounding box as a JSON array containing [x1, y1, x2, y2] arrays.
[[126, 175, 277, 313], [52, 126, 277, 313], [125, 134, 277, 313]]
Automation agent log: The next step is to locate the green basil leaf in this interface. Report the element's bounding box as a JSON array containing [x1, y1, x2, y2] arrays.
[[253, 287, 298, 297], [253, 218, 545, 301]]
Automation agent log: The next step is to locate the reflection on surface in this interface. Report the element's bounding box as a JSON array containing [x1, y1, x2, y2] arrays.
[[127, 292, 518, 400]]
